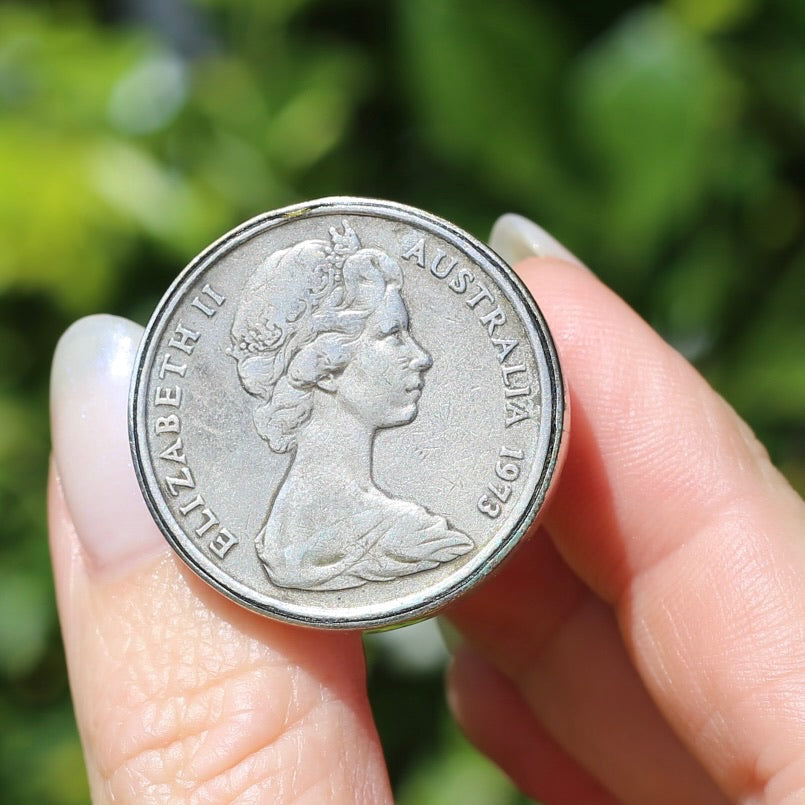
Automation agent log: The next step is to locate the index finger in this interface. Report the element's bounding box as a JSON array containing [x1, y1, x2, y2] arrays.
[[527, 255, 805, 801]]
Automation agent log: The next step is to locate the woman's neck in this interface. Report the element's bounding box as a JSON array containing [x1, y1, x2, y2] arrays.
[[290, 392, 375, 490]]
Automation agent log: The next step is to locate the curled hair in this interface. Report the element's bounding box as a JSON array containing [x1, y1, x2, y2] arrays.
[[229, 224, 402, 452]]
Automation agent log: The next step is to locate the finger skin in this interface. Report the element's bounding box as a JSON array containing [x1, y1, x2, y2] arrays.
[[49, 467, 390, 804], [530, 257, 805, 801], [48, 314, 391, 804], [451, 256, 805, 803], [448, 528, 725, 804], [447, 643, 617, 805]]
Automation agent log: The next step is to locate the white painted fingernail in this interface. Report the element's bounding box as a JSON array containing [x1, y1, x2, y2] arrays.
[[50, 315, 166, 571], [490, 214, 584, 268]]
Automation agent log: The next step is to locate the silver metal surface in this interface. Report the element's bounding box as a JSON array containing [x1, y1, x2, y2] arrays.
[[129, 197, 565, 629]]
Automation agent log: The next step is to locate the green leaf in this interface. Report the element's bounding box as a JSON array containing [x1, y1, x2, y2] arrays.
[[568, 7, 739, 277]]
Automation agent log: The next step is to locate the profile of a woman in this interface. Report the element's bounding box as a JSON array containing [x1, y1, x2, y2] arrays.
[[229, 221, 473, 591]]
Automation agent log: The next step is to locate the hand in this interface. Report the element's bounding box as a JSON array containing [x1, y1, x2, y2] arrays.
[[49, 214, 805, 803]]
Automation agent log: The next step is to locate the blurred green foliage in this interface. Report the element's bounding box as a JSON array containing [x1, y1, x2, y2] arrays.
[[0, 0, 802, 801]]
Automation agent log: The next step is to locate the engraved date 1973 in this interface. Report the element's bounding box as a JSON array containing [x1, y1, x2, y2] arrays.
[[477, 447, 524, 519]]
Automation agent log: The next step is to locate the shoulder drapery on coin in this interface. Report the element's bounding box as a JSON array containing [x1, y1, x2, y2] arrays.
[[130, 198, 565, 629]]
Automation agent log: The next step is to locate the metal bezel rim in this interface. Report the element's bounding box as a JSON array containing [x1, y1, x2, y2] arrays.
[[129, 196, 566, 629]]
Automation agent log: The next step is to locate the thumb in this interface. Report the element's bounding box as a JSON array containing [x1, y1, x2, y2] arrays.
[[49, 315, 390, 804]]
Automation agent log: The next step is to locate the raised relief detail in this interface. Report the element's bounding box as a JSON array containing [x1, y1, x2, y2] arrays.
[[229, 221, 474, 591]]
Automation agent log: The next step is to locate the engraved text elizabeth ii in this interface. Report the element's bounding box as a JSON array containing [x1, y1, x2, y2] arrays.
[[228, 221, 474, 591]]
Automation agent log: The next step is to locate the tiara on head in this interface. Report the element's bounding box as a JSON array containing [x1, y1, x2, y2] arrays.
[[325, 220, 362, 269]]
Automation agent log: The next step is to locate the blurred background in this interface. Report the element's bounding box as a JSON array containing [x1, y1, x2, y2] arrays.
[[1, 0, 803, 802]]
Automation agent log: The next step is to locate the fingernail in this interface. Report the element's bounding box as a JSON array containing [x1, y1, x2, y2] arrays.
[[50, 315, 166, 571], [436, 616, 464, 654], [490, 213, 584, 268]]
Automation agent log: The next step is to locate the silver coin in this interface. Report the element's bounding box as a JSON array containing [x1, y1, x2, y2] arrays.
[[130, 197, 565, 629]]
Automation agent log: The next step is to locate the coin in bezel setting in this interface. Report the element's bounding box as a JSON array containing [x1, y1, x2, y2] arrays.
[[130, 197, 566, 629]]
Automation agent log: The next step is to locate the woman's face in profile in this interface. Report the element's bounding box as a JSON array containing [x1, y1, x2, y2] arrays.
[[333, 288, 432, 430]]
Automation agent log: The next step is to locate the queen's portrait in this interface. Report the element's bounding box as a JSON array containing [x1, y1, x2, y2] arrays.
[[229, 221, 474, 591]]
